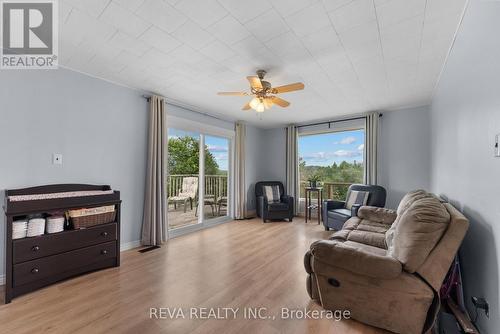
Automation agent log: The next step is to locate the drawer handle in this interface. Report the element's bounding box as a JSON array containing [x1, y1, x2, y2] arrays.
[[101, 232, 108, 237], [101, 250, 108, 255], [32, 245, 40, 252], [31, 268, 39, 274]]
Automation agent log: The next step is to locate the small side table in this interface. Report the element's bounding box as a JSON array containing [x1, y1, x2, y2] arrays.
[[305, 187, 323, 224]]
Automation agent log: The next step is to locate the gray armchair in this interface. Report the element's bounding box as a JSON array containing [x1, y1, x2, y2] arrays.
[[255, 181, 294, 223], [323, 184, 386, 231]]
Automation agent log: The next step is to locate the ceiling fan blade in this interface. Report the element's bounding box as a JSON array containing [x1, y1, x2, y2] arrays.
[[271, 96, 290, 108], [217, 92, 248, 96], [242, 102, 251, 110], [247, 76, 263, 90], [272, 82, 304, 94]]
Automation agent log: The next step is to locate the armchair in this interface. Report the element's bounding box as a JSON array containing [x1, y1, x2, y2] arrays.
[[323, 184, 386, 231], [255, 181, 294, 223], [305, 190, 469, 334]]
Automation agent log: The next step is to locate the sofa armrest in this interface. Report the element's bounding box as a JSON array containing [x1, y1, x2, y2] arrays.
[[257, 196, 268, 217], [281, 195, 293, 204], [351, 204, 361, 217], [310, 240, 402, 279], [357, 206, 397, 224]]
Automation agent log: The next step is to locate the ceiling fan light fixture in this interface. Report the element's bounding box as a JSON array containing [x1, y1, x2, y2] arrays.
[[256, 103, 265, 113], [249, 97, 260, 110]]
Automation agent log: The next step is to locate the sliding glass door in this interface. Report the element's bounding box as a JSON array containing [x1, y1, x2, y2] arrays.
[[167, 127, 232, 232]]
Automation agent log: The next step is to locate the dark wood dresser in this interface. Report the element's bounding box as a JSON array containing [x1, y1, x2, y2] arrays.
[[3, 184, 121, 303]]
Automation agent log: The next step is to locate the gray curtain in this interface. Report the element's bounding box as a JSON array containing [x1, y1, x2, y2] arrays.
[[141, 95, 167, 245], [285, 125, 299, 215], [365, 112, 379, 185], [234, 122, 246, 219]]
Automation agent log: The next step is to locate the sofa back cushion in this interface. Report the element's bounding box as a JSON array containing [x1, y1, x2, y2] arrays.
[[389, 195, 450, 272]]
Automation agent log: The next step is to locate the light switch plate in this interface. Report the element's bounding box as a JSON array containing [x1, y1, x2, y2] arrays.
[[53, 153, 63, 165]]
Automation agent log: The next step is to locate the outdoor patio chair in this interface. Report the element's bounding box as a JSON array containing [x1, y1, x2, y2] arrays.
[[169, 177, 198, 213]]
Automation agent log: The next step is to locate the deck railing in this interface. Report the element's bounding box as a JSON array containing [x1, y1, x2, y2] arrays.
[[299, 181, 354, 201], [168, 174, 228, 200]]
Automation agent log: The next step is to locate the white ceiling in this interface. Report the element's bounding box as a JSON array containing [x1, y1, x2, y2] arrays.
[[59, 0, 467, 128]]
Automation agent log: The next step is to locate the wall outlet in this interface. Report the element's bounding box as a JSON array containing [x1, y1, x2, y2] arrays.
[[52, 153, 63, 165]]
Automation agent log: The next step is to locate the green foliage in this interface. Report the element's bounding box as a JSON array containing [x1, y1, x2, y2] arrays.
[[300, 159, 363, 200], [168, 136, 219, 175]]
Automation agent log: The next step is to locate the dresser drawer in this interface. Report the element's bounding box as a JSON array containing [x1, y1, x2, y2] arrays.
[[13, 223, 117, 264], [13, 241, 117, 287]]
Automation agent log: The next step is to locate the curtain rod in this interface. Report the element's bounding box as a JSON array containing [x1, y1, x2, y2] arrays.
[[295, 113, 383, 129], [142, 95, 233, 124]]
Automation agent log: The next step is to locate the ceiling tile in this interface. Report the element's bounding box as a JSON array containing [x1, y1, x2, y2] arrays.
[[171, 20, 214, 49], [285, 2, 331, 37], [375, 0, 426, 28], [135, 0, 187, 33], [113, 0, 145, 12], [175, 0, 228, 28], [139, 26, 182, 54], [140, 48, 178, 68], [321, 0, 355, 12], [207, 15, 251, 45], [270, 0, 317, 17], [100, 1, 151, 37], [199, 40, 236, 62], [217, 0, 272, 23], [328, 0, 376, 32], [107, 31, 150, 57], [63, 0, 111, 18], [168, 44, 205, 64], [62, 9, 117, 46], [244, 10, 289, 42], [301, 26, 341, 55]]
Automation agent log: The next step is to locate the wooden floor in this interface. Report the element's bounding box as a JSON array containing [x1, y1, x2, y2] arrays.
[[0, 218, 388, 334]]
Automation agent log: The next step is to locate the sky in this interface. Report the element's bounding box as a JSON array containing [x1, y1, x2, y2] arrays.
[[168, 128, 229, 171], [299, 129, 365, 167]]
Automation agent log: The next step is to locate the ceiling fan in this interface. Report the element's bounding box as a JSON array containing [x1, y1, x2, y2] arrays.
[[217, 70, 305, 113]]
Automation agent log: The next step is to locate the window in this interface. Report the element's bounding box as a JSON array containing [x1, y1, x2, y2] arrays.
[[298, 128, 365, 209]]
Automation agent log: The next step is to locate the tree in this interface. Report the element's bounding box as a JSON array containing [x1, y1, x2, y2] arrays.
[[168, 136, 219, 175]]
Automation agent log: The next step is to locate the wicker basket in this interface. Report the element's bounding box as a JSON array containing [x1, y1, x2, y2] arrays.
[[68, 206, 116, 229]]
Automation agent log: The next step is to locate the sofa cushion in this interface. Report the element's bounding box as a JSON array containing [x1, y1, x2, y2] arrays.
[[311, 239, 402, 279], [386, 190, 431, 250], [389, 196, 450, 272], [358, 206, 397, 224], [347, 231, 387, 249], [268, 202, 288, 211]]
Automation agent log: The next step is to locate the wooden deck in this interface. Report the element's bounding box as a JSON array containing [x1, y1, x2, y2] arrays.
[[168, 203, 228, 229]]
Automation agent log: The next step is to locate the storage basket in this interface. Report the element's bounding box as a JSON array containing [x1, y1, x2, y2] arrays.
[[68, 205, 116, 229]]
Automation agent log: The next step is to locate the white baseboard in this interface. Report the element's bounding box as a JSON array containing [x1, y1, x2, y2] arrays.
[[120, 240, 141, 251]]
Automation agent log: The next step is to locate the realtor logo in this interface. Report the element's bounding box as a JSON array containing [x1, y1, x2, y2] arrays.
[[1, 0, 58, 69]]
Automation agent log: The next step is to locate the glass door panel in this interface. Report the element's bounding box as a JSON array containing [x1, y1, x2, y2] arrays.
[[167, 128, 201, 230], [203, 135, 230, 221]]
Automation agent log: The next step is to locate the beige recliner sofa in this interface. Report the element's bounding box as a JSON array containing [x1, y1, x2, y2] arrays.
[[304, 190, 469, 334]]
